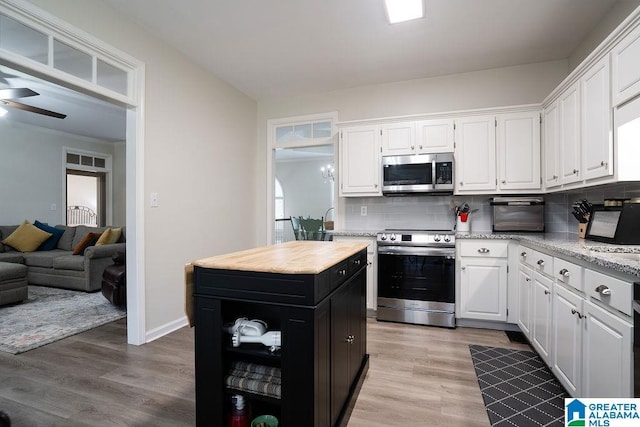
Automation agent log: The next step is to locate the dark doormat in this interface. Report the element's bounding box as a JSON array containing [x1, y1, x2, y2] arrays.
[[469, 345, 568, 427], [505, 330, 529, 344]]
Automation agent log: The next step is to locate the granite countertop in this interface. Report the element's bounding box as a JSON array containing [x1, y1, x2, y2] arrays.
[[331, 229, 380, 238], [458, 232, 640, 278], [192, 240, 369, 274]]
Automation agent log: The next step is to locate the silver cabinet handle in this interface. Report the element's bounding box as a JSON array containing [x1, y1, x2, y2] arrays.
[[501, 180, 506, 184], [346, 335, 355, 344], [459, 181, 463, 186], [552, 175, 558, 180], [537, 259, 545, 266], [411, 145, 415, 150], [573, 169, 579, 174], [478, 248, 490, 254], [374, 184, 378, 188], [559, 268, 570, 277], [595, 285, 611, 296], [571, 308, 585, 319], [525, 277, 531, 282], [461, 266, 466, 270], [419, 145, 423, 149], [521, 252, 527, 258], [544, 289, 550, 295], [354, 259, 361, 266]]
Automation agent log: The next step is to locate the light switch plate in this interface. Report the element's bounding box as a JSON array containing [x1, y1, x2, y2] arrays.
[[150, 192, 159, 207]]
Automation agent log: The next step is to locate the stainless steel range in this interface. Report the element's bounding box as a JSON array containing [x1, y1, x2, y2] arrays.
[[377, 229, 456, 328]]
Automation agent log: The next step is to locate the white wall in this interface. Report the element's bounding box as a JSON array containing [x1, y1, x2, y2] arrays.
[[28, 0, 258, 333], [256, 60, 569, 242], [276, 158, 334, 220], [112, 141, 126, 225], [0, 120, 115, 225]]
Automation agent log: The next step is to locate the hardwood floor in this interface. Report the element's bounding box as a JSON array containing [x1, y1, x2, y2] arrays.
[[0, 318, 531, 426]]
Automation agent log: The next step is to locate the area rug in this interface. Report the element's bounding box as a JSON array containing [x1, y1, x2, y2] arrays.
[[0, 286, 126, 354], [469, 345, 568, 427]]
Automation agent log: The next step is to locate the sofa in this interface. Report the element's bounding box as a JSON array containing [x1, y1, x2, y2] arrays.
[[0, 224, 125, 293]]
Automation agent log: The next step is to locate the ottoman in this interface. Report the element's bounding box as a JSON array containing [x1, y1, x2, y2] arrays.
[[0, 262, 28, 306]]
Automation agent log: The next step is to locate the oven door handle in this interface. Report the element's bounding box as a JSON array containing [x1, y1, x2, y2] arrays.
[[378, 246, 455, 257]]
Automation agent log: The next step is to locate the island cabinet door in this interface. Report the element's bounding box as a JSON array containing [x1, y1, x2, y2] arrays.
[[193, 297, 223, 427], [331, 272, 367, 426], [280, 302, 331, 427]]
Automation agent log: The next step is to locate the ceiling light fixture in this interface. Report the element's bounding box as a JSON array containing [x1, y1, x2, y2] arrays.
[[0, 106, 7, 117], [384, 0, 424, 24]]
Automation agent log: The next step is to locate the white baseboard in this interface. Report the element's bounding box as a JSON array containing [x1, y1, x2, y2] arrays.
[[145, 315, 189, 343]]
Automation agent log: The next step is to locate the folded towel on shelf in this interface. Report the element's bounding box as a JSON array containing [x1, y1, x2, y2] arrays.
[[230, 361, 281, 378], [225, 361, 282, 399]]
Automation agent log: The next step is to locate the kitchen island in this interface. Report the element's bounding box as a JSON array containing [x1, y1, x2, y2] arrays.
[[191, 240, 369, 427]]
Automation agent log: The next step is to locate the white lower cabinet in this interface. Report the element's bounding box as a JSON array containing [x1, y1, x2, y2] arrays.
[[552, 283, 583, 396], [517, 264, 533, 338], [582, 300, 632, 397], [333, 236, 377, 312], [531, 272, 553, 364], [458, 240, 508, 322]]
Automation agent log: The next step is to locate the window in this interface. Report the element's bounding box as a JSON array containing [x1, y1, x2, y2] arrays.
[[275, 120, 333, 143], [275, 178, 284, 219]]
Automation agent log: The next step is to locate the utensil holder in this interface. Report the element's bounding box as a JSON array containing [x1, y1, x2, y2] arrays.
[[457, 216, 470, 233]]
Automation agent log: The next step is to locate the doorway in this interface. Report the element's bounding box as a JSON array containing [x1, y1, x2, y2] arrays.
[[274, 144, 335, 242], [66, 169, 106, 226]]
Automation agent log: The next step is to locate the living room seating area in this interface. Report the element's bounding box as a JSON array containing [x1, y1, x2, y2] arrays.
[[0, 221, 125, 305]]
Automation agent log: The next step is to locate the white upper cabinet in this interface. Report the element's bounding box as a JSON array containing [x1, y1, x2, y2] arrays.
[[543, 101, 561, 188], [559, 82, 582, 185], [581, 56, 613, 181], [612, 23, 640, 106], [380, 122, 415, 155], [415, 118, 454, 153], [454, 115, 496, 192], [497, 111, 541, 191], [339, 125, 382, 197], [381, 119, 454, 155]]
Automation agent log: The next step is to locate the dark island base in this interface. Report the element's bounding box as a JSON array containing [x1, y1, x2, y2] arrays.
[[336, 354, 370, 427]]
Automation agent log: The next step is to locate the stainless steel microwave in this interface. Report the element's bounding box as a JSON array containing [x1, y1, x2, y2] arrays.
[[381, 153, 454, 195]]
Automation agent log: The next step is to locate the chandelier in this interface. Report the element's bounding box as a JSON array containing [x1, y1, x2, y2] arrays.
[[321, 164, 335, 183]]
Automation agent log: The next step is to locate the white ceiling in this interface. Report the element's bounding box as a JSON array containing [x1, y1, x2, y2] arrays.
[[103, 0, 621, 100], [0, 0, 632, 140]]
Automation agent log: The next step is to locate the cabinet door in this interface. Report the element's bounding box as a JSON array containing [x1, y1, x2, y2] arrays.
[[559, 82, 582, 184], [531, 272, 553, 363], [459, 258, 507, 321], [381, 122, 415, 155], [582, 300, 633, 397], [517, 265, 533, 338], [612, 23, 640, 106], [339, 125, 382, 196], [543, 102, 561, 188], [454, 115, 496, 192], [552, 284, 583, 396], [497, 111, 541, 191], [415, 118, 454, 153], [558, 83, 582, 184], [581, 56, 613, 181]]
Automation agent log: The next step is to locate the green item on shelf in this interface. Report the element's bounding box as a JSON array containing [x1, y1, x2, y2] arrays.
[[251, 414, 279, 427]]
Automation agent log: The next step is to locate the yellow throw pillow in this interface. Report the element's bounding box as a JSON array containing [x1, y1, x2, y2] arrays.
[[96, 227, 122, 246], [1, 220, 52, 252]]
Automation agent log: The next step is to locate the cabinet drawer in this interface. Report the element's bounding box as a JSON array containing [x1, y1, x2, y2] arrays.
[[518, 245, 537, 268], [348, 251, 367, 275], [554, 258, 584, 293], [459, 240, 508, 258], [331, 260, 349, 288], [584, 269, 632, 317], [531, 250, 553, 277]]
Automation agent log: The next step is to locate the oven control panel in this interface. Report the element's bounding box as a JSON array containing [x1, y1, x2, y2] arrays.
[[377, 231, 455, 246]]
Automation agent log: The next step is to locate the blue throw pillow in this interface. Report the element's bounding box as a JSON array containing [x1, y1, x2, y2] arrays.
[[34, 221, 65, 251]]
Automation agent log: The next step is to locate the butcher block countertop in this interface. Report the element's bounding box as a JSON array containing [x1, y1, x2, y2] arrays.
[[192, 240, 369, 274]]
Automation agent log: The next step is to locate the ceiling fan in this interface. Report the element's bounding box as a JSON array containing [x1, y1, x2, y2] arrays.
[[0, 87, 66, 119]]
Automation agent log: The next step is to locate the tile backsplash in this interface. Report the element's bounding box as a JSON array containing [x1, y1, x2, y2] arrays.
[[343, 182, 640, 234]]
